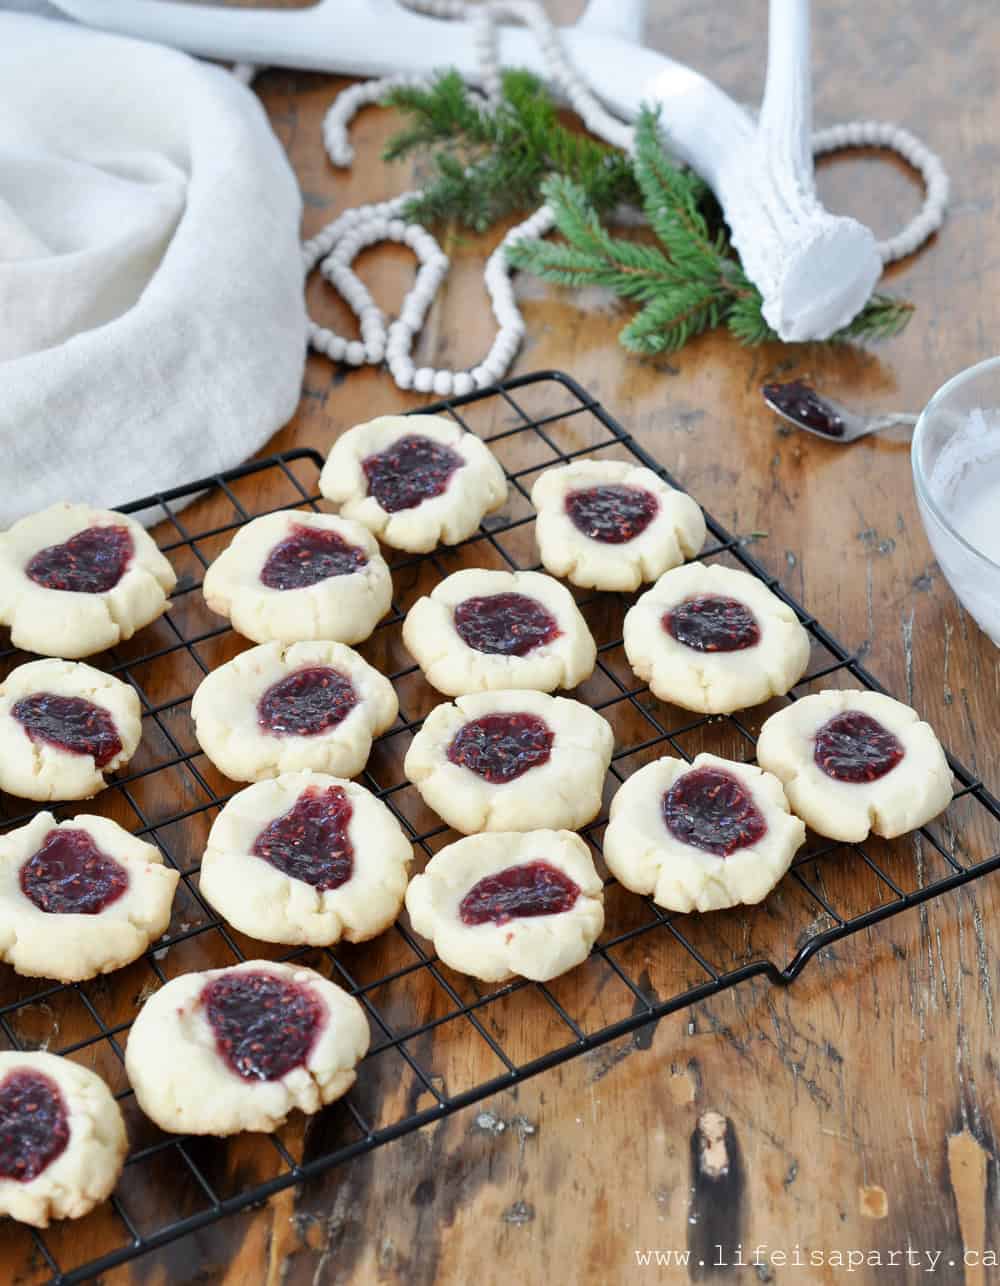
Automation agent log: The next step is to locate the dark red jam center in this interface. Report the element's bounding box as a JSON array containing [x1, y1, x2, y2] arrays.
[[459, 860, 580, 926], [12, 693, 123, 768], [447, 713, 554, 784], [453, 593, 561, 657], [564, 484, 659, 544], [257, 667, 358, 738], [362, 433, 464, 513], [664, 595, 761, 653], [19, 828, 129, 915], [25, 525, 132, 594], [259, 524, 368, 590], [662, 767, 767, 857], [251, 785, 354, 891], [0, 1071, 70, 1183], [762, 380, 846, 438], [202, 971, 324, 1081], [813, 711, 905, 783]]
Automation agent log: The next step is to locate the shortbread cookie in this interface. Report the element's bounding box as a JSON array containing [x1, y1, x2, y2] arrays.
[[405, 830, 604, 982], [0, 503, 176, 658], [199, 772, 412, 945], [405, 691, 613, 833], [0, 1052, 127, 1227], [192, 641, 397, 783], [531, 459, 705, 591], [319, 414, 508, 553], [623, 562, 810, 713], [603, 752, 805, 913], [403, 569, 596, 695], [756, 690, 953, 842], [0, 659, 142, 801], [125, 960, 370, 1135], [202, 510, 393, 646], [0, 813, 179, 981]]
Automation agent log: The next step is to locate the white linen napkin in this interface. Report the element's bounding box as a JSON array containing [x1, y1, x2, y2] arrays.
[[0, 12, 306, 526]]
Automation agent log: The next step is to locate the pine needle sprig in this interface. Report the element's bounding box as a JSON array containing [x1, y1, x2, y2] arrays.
[[382, 73, 914, 353], [382, 69, 635, 232]]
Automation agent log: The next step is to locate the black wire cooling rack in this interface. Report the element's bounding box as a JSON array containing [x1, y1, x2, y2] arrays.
[[2, 370, 1000, 1284]]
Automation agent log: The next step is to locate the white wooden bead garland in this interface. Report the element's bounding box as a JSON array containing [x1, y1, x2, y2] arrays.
[[303, 0, 949, 392]]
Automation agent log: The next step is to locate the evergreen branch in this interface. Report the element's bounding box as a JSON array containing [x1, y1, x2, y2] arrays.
[[381, 69, 915, 355]]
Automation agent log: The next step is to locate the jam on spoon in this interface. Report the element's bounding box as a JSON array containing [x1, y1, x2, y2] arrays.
[[761, 381, 846, 438]]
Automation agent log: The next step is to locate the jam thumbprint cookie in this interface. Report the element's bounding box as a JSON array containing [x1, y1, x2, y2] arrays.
[[756, 690, 953, 842], [531, 458, 705, 591], [405, 830, 604, 982], [0, 659, 142, 801], [0, 813, 179, 981], [202, 510, 392, 646], [0, 503, 175, 658], [403, 568, 596, 695], [192, 640, 397, 783], [125, 961, 369, 1135], [0, 1052, 127, 1227], [603, 752, 805, 913], [623, 562, 810, 713], [199, 772, 412, 946], [320, 414, 507, 553], [405, 690, 613, 833]]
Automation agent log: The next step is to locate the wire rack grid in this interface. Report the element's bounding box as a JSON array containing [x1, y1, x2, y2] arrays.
[[1, 370, 999, 1284]]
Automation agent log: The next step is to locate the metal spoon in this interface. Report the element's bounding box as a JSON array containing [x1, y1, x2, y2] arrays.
[[761, 380, 919, 443]]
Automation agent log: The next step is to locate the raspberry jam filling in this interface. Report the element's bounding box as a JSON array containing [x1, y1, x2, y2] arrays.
[[0, 1070, 70, 1183], [447, 713, 554, 784], [20, 828, 129, 915], [814, 711, 905, 783], [26, 525, 133, 594], [202, 971, 324, 1082], [12, 693, 122, 768], [459, 860, 580, 926], [564, 484, 659, 544], [453, 593, 561, 657], [662, 767, 767, 857], [257, 667, 358, 738], [259, 524, 368, 590], [664, 594, 761, 652], [362, 433, 464, 513], [252, 785, 354, 891]]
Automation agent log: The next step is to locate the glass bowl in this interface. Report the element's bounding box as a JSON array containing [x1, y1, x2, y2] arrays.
[[912, 356, 1000, 646]]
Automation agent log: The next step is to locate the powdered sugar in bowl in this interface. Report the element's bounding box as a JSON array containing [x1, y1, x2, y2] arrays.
[[912, 356, 1000, 645]]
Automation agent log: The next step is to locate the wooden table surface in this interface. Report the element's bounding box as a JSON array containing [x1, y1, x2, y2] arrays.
[[9, 2, 1000, 1282]]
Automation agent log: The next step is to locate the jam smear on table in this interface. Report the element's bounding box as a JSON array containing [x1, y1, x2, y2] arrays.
[[259, 524, 368, 590], [12, 693, 123, 768], [447, 713, 554, 784], [202, 971, 325, 1081], [564, 484, 659, 544], [257, 667, 358, 738], [252, 785, 354, 891], [0, 1070, 70, 1183], [19, 828, 129, 915], [762, 380, 846, 438], [459, 860, 580, 926], [664, 595, 761, 652], [362, 434, 464, 512], [26, 525, 133, 594], [813, 711, 905, 783], [662, 766, 767, 857], [453, 593, 561, 657]]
